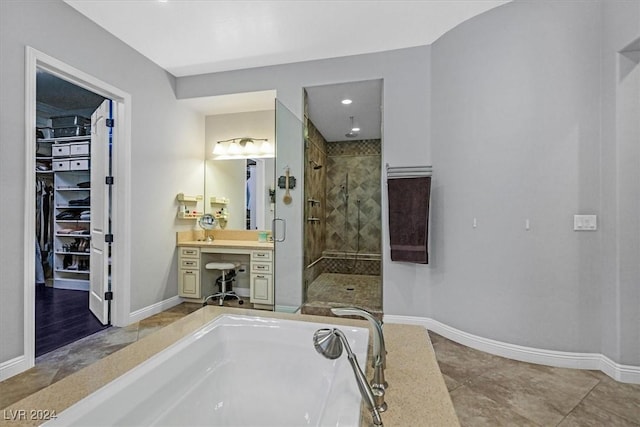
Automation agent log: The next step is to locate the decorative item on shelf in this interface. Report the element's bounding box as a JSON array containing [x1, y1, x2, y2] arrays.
[[211, 137, 273, 160], [213, 207, 228, 229], [176, 193, 203, 219]]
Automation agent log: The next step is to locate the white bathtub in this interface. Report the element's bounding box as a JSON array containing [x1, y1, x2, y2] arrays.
[[44, 314, 369, 426]]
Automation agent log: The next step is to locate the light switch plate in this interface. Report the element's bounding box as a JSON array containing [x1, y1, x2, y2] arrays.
[[574, 214, 597, 231]]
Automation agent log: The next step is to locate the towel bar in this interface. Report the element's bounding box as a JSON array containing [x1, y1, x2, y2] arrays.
[[385, 164, 432, 179]]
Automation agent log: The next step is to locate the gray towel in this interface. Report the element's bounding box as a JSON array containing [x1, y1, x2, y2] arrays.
[[387, 176, 431, 264]]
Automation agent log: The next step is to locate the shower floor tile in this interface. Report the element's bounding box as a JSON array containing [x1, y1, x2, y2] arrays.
[[302, 273, 382, 319]]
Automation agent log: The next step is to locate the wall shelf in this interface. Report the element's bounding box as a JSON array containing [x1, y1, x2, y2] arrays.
[[177, 193, 202, 203], [210, 196, 229, 205]]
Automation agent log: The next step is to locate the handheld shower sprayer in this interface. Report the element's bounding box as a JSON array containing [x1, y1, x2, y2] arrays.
[[313, 328, 384, 426]]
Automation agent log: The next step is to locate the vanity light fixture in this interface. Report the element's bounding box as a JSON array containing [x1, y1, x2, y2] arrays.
[[211, 137, 273, 160]]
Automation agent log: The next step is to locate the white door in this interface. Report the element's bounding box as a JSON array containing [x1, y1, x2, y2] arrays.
[[89, 100, 112, 324]]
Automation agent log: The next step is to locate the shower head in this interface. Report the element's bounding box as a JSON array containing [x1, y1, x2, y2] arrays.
[[313, 328, 343, 360], [345, 116, 359, 138]]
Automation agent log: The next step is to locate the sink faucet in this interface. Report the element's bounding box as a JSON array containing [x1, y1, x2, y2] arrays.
[[313, 328, 384, 427], [331, 307, 388, 394]]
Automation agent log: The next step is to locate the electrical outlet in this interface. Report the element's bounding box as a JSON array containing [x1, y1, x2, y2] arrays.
[[574, 215, 597, 231]]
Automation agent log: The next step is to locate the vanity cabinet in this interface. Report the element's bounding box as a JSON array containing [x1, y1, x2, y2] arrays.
[[178, 247, 200, 297], [176, 241, 273, 309], [250, 249, 273, 308]]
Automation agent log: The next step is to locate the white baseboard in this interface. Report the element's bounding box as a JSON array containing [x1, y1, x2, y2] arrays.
[[128, 295, 183, 324], [0, 356, 29, 382], [384, 315, 640, 384]]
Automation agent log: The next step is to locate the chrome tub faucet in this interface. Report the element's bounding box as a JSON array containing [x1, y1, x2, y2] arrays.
[[331, 307, 388, 411]]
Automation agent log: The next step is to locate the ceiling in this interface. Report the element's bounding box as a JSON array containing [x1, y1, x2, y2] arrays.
[[306, 79, 382, 142], [63, 0, 509, 141]]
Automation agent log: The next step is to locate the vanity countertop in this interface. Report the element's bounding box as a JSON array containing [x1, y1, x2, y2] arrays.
[[177, 239, 274, 250], [1, 307, 459, 427], [176, 230, 274, 251]]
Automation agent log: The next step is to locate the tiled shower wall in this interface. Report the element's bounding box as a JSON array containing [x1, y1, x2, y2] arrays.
[[304, 119, 327, 269], [325, 139, 382, 256]]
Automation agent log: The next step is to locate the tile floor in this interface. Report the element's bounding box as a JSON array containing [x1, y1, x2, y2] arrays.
[[302, 272, 383, 320], [1, 303, 639, 427], [428, 331, 640, 426]]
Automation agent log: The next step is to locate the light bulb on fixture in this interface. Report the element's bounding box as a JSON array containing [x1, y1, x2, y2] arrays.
[[228, 140, 241, 154], [213, 141, 224, 155], [260, 139, 272, 154], [243, 139, 256, 154]]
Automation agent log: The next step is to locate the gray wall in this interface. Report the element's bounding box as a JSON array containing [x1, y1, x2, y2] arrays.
[[0, 0, 203, 363], [431, 0, 639, 363], [600, 0, 640, 365]]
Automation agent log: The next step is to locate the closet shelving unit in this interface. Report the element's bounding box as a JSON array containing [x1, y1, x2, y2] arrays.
[[39, 134, 92, 290]]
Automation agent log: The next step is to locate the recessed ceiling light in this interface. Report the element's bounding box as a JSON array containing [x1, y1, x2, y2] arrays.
[[341, 99, 352, 105]]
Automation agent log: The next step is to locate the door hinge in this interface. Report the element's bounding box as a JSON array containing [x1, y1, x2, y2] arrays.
[[105, 176, 114, 185], [106, 118, 115, 128], [104, 291, 113, 301], [105, 234, 114, 243]]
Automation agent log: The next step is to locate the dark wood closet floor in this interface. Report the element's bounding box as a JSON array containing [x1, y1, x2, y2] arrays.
[[35, 285, 109, 357]]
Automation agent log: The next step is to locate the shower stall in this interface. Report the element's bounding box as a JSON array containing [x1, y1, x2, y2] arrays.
[[302, 117, 382, 318]]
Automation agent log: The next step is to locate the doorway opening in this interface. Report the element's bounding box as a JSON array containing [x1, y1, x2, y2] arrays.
[[35, 69, 111, 356], [301, 79, 384, 319]]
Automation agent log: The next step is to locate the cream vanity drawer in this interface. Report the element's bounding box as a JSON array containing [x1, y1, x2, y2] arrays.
[[70, 142, 90, 156], [52, 160, 70, 171], [181, 259, 199, 269], [52, 145, 70, 157], [251, 262, 271, 273], [251, 250, 272, 261], [70, 158, 90, 171], [181, 247, 200, 258]]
